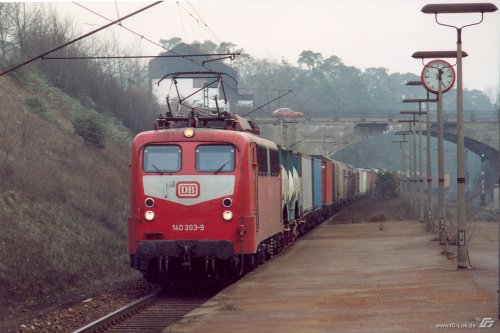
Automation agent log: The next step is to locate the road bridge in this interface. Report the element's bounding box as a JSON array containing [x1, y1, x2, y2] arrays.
[[252, 111, 499, 205], [253, 112, 498, 154]]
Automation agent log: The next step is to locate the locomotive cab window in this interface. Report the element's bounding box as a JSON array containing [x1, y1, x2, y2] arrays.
[[143, 145, 181, 173], [256, 145, 269, 176], [196, 145, 235, 173]]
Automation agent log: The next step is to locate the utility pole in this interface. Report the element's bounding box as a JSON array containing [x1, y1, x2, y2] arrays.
[[401, 107, 430, 225], [393, 139, 408, 219], [426, 96, 434, 231], [395, 131, 411, 217], [398, 119, 420, 216], [403, 85, 437, 232], [421, 0, 497, 270], [494, 65, 500, 319], [480, 153, 485, 206], [436, 79, 446, 245]]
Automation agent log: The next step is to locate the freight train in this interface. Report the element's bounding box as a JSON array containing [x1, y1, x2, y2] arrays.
[[127, 111, 377, 283]]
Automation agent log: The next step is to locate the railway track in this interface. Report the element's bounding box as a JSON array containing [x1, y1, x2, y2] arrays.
[[72, 285, 219, 333]]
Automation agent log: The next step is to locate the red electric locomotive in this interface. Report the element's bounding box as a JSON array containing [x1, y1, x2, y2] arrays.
[[127, 71, 370, 282], [128, 112, 284, 282]]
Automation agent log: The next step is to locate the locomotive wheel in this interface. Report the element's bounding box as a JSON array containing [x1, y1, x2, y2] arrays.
[[233, 256, 245, 276], [248, 254, 258, 270], [257, 244, 266, 265], [274, 234, 282, 254], [267, 238, 275, 259], [240, 254, 257, 274]]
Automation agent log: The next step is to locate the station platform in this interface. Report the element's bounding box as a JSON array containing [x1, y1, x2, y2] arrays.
[[165, 220, 498, 333]]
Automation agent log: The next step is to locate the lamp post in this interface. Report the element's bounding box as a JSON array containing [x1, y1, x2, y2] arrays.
[[422, 2, 498, 269], [398, 120, 417, 213], [403, 89, 438, 232], [401, 109, 429, 225], [480, 153, 486, 206], [393, 139, 408, 219], [395, 130, 412, 215], [412, 50, 467, 246]]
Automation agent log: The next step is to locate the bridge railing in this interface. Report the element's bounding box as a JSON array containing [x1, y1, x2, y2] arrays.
[[250, 110, 498, 123]]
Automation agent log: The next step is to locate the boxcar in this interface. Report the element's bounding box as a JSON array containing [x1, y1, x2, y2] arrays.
[[311, 157, 322, 211], [300, 155, 313, 215]]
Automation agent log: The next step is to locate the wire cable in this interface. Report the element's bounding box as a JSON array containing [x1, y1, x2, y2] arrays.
[[187, 1, 222, 45], [242, 90, 293, 117], [72, 2, 297, 118], [72, 1, 208, 72], [114, 1, 121, 22], [0, 1, 162, 77], [43, 52, 240, 60]]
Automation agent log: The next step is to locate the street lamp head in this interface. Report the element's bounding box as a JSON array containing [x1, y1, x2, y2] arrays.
[[406, 81, 423, 86], [422, 3, 498, 14], [402, 98, 437, 103], [400, 111, 427, 115], [412, 51, 468, 59]]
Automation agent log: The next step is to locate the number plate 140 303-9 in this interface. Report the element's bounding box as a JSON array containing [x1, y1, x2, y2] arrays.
[[172, 224, 205, 232]]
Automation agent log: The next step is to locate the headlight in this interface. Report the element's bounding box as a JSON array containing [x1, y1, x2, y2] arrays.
[[144, 210, 155, 221], [145, 198, 155, 208], [222, 210, 233, 221], [222, 197, 233, 208], [183, 127, 195, 138]]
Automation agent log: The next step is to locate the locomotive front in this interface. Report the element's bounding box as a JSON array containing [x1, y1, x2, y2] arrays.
[[128, 127, 254, 281]]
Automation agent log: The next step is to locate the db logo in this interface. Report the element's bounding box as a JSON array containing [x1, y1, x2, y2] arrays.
[[176, 182, 200, 198]]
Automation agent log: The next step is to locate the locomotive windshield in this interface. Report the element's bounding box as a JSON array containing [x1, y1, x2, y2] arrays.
[[196, 145, 235, 173], [143, 145, 181, 173]]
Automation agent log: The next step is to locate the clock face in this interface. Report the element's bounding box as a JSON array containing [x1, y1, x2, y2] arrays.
[[421, 59, 456, 94]]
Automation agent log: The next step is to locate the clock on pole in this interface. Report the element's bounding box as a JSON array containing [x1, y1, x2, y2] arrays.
[[421, 59, 456, 94]]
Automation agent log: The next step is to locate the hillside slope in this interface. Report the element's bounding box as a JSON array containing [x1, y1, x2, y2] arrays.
[[0, 72, 134, 318]]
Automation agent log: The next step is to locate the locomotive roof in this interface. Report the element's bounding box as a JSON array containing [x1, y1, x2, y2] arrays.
[[133, 126, 278, 150]]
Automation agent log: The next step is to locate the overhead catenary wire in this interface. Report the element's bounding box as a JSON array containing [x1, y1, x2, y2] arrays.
[[0, 1, 163, 77], [42, 53, 240, 60], [242, 90, 293, 117], [74, 0, 296, 116], [176, 1, 233, 73], [176, 1, 195, 60], [234, 86, 297, 117], [76, 2, 258, 108], [70, 2, 298, 118], [288, 130, 323, 148], [68, 2, 255, 105], [176, 1, 218, 44], [186, 1, 222, 45], [114, 0, 121, 22], [72, 1, 209, 72]]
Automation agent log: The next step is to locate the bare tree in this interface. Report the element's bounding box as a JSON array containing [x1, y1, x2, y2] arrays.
[[8, 3, 40, 60], [0, 3, 15, 60], [0, 107, 34, 178]]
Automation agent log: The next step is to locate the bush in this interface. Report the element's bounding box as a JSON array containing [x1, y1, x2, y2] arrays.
[[376, 170, 398, 197], [72, 112, 106, 148], [24, 97, 47, 112], [24, 96, 58, 124]]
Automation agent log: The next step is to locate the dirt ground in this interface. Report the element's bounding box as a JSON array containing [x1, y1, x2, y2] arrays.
[[165, 197, 499, 333], [0, 272, 157, 333]]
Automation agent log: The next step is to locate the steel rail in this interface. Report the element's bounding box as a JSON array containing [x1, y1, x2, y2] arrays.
[[71, 290, 161, 333]]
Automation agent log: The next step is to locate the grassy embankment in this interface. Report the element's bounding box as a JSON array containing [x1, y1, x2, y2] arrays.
[[0, 71, 135, 318]]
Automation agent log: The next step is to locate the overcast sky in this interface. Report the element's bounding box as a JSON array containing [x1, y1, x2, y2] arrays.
[[53, 0, 499, 99]]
